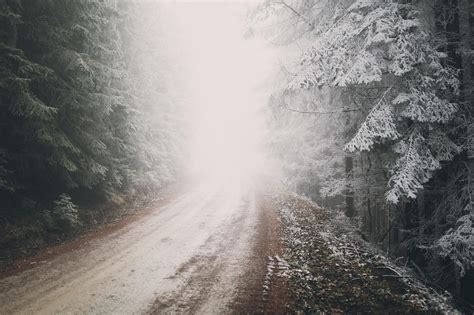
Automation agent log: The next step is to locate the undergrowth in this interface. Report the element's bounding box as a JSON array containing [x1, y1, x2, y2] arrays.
[[272, 192, 458, 314]]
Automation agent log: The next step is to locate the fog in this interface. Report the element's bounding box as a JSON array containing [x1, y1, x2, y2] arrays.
[[147, 2, 278, 182]]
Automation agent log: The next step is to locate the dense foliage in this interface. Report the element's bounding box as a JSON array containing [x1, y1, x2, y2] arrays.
[[0, 0, 184, 252], [251, 0, 473, 303]]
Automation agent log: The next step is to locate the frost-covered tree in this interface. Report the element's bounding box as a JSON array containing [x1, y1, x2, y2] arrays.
[[285, 0, 459, 204], [0, 0, 185, 250], [264, 88, 348, 205], [119, 1, 186, 195], [249, 1, 353, 209], [251, 0, 474, 299], [416, 0, 474, 295]]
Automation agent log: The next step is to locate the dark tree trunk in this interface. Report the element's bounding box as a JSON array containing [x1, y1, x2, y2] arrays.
[[455, 0, 472, 296], [458, 0, 474, 216], [345, 156, 355, 217]]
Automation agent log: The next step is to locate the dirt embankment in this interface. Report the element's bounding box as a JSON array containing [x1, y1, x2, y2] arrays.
[[273, 193, 458, 314]]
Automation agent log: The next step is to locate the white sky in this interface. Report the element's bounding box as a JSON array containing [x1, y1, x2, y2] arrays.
[[160, 2, 278, 180]]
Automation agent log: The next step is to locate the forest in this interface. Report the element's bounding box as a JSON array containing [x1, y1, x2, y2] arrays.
[[0, 0, 473, 313], [250, 0, 474, 303], [0, 0, 184, 246]]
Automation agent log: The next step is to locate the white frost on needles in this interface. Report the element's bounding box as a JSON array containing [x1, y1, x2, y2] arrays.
[[437, 212, 474, 277], [345, 88, 400, 152]]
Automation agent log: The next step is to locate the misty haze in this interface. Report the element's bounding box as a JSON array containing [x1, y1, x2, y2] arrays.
[[0, 0, 473, 314]]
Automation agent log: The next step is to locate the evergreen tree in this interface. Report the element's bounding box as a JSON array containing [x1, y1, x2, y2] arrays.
[[250, 0, 472, 299], [0, 0, 184, 245]]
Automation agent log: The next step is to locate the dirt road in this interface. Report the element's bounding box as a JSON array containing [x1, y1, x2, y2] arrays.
[[0, 180, 273, 314]]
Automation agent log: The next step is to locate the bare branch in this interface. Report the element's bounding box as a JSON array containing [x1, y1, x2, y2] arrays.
[[282, 102, 362, 115], [278, 1, 314, 29]]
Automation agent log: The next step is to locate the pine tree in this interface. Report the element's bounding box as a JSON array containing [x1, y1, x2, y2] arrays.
[[0, 0, 80, 214], [0, 0, 184, 230], [282, 0, 459, 204], [251, 0, 472, 297]]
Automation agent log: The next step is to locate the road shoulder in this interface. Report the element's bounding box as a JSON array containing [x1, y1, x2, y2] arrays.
[[0, 192, 177, 279], [230, 192, 292, 314]]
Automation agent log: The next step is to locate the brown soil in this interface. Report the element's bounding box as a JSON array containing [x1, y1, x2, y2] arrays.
[[230, 193, 292, 314]]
